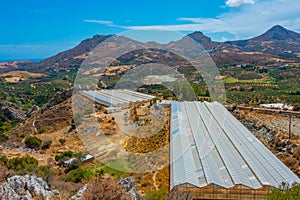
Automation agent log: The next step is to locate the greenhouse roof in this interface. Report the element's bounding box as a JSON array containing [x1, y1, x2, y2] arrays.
[[170, 101, 300, 190]]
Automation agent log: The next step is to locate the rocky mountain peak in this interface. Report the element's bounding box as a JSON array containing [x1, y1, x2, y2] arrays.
[[253, 24, 300, 42], [188, 31, 213, 44]]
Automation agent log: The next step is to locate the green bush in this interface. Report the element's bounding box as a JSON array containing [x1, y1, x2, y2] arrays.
[[145, 187, 168, 200], [55, 154, 64, 162], [41, 140, 52, 150], [0, 156, 8, 165], [36, 166, 52, 179], [7, 156, 38, 174], [63, 151, 74, 158], [94, 168, 105, 177], [38, 128, 46, 134], [64, 168, 93, 183], [55, 150, 74, 161], [0, 133, 9, 142], [59, 138, 66, 145], [25, 136, 42, 149], [268, 183, 300, 200]]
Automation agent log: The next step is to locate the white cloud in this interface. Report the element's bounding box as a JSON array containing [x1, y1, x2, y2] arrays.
[[84, 0, 300, 41], [84, 19, 114, 26], [129, 0, 300, 40], [225, 0, 256, 7]]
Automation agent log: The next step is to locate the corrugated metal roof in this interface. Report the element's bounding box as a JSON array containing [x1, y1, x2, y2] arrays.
[[170, 101, 300, 190]]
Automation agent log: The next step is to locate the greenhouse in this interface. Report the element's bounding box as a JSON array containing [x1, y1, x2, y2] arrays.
[[81, 89, 155, 108], [170, 101, 300, 199]]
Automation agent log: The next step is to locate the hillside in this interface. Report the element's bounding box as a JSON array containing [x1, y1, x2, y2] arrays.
[[224, 25, 300, 59], [2, 25, 297, 75], [0, 25, 299, 129], [23, 35, 113, 73], [0, 24, 299, 199]]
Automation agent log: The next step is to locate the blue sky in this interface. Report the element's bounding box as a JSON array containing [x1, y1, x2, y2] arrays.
[[1, 0, 300, 60]]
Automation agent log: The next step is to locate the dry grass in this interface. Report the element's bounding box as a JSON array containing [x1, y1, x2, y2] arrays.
[[82, 177, 124, 200], [0, 71, 45, 82]]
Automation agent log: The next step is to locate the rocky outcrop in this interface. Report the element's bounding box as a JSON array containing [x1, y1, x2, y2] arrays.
[[41, 88, 73, 113], [1, 107, 25, 122], [0, 175, 60, 200], [26, 105, 39, 118], [118, 177, 139, 200], [70, 185, 87, 200]]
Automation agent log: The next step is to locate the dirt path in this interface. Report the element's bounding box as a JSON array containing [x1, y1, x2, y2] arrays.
[[153, 171, 158, 190], [32, 120, 38, 134]]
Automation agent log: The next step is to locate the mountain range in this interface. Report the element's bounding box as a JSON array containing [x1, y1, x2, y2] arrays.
[[3, 25, 300, 73]]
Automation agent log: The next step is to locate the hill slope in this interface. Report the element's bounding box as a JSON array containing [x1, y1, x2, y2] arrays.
[[24, 35, 113, 73], [14, 25, 300, 73], [224, 25, 300, 58]]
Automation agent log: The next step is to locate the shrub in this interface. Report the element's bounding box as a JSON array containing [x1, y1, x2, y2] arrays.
[[59, 138, 66, 145], [83, 177, 123, 200], [0, 133, 9, 142], [36, 166, 52, 180], [74, 151, 84, 159], [64, 168, 93, 183], [268, 183, 300, 199], [145, 187, 168, 200], [55, 154, 65, 162], [7, 156, 38, 174], [55, 151, 74, 161], [0, 156, 8, 165], [38, 128, 46, 134], [94, 168, 105, 177], [41, 140, 52, 150], [63, 151, 74, 158], [25, 136, 42, 149]]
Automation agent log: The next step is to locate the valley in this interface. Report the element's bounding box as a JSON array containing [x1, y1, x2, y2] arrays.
[[0, 25, 300, 199]]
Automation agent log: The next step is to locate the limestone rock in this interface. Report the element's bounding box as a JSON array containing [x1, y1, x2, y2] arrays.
[[1, 107, 25, 122], [118, 177, 139, 200], [0, 175, 59, 200], [70, 185, 87, 200]]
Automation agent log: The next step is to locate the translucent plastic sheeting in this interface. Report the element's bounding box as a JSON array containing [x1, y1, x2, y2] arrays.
[[82, 89, 155, 106], [170, 101, 300, 190]]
